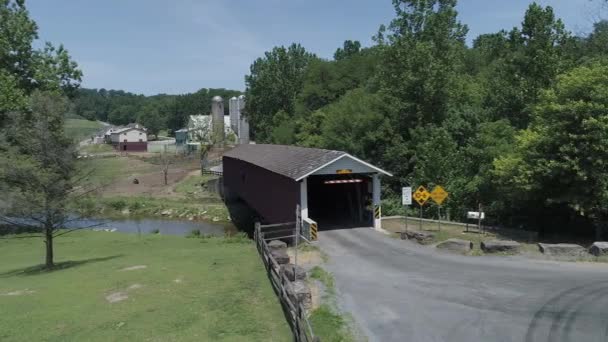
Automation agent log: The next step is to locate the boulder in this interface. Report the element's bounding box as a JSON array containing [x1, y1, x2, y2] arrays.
[[589, 242, 608, 256], [288, 280, 312, 310], [281, 263, 307, 281], [160, 209, 172, 216], [436, 239, 473, 253], [538, 243, 586, 257], [404, 230, 435, 244], [268, 240, 287, 252], [481, 240, 521, 253], [270, 248, 290, 265]]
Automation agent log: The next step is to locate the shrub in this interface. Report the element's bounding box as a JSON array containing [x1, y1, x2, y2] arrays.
[[108, 199, 127, 211], [150, 229, 160, 234], [186, 229, 201, 238], [128, 201, 144, 211]]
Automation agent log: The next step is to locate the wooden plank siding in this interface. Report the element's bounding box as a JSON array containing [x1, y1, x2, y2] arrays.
[[223, 156, 300, 224]]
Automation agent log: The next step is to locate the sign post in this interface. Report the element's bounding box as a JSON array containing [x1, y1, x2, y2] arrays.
[[429, 185, 449, 231], [413, 186, 430, 231], [402, 187, 412, 233]]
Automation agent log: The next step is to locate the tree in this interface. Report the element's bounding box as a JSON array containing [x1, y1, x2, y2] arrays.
[[0, 92, 88, 268], [494, 63, 608, 237], [334, 40, 361, 60], [586, 20, 608, 57], [483, 3, 570, 127], [0, 1, 81, 97], [137, 105, 165, 138], [377, 0, 469, 129], [245, 43, 315, 141]]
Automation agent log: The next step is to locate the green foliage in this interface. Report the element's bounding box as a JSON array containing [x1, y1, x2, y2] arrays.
[[309, 266, 335, 293], [494, 63, 608, 225], [107, 199, 127, 211], [309, 305, 353, 342], [0, 1, 81, 97], [244, 43, 315, 141], [186, 229, 201, 238]]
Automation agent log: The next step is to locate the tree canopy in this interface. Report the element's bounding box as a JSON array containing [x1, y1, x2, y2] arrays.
[[244, 0, 608, 237]]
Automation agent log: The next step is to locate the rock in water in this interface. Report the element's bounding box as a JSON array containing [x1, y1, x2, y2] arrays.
[[436, 238, 473, 253], [538, 243, 586, 257], [589, 242, 608, 256], [481, 240, 521, 253]]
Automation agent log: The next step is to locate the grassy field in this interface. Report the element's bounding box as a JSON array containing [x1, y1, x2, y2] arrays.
[[0, 231, 291, 341], [65, 119, 104, 142], [79, 144, 115, 154], [77, 157, 158, 186]]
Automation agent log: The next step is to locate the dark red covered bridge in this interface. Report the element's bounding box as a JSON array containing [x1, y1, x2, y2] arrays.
[[222, 144, 391, 239]]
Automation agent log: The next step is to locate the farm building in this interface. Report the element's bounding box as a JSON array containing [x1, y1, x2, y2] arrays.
[[109, 126, 147, 151], [223, 144, 391, 239]]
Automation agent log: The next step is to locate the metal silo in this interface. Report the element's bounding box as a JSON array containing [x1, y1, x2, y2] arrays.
[[211, 95, 224, 146], [237, 95, 249, 144], [229, 96, 238, 134]]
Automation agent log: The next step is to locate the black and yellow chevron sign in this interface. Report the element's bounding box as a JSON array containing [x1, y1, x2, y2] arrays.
[[310, 222, 318, 241], [374, 206, 381, 219]]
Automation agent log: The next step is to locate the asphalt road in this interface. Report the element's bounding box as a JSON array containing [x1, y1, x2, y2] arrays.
[[317, 228, 608, 342]]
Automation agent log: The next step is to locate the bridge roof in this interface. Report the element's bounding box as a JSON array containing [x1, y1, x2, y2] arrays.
[[223, 144, 391, 181]]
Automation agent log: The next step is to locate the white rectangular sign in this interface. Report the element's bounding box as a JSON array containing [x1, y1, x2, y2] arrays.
[[467, 211, 485, 220], [402, 187, 412, 206]]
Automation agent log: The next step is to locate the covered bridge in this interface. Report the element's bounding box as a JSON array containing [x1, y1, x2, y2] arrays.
[[223, 144, 391, 239]]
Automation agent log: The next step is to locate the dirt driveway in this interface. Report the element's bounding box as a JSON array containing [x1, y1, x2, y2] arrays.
[[318, 227, 608, 342]]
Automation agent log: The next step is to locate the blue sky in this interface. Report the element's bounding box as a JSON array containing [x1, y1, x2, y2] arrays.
[[28, 0, 602, 95]]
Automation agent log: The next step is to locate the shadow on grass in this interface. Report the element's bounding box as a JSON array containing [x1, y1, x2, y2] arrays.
[[0, 255, 123, 277]]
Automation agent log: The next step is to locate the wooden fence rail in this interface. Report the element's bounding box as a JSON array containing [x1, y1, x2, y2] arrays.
[[255, 222, 319, 342]]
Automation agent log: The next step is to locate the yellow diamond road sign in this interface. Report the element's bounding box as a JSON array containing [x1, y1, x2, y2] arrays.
[[430, 185, 449, 205], [413, 186, 431, 206]]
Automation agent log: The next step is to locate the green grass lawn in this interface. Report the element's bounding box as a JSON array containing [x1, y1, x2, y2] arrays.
[[0, 231, 291, 342], [79, 144, 115, 154], [65, 119, 104, 142]]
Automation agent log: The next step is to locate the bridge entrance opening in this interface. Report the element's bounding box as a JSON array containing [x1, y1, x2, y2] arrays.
[[307, 174, 372, 229]]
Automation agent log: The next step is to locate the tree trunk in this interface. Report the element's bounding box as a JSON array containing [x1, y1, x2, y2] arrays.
[[163, 169, 168, 185], [45, 226, 54, 268]]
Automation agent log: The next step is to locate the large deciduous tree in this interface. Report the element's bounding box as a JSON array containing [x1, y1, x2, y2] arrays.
[[244, 43, 315, 142], [494, 63, 608, 237]]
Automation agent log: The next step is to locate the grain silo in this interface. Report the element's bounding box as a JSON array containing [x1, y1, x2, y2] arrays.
[[237, 95, 249, 144], [229, 96, 239, 134], [211, 95, 225, 146]]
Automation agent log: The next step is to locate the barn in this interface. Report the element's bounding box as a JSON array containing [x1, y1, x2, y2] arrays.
[[223, 144, 391, 239], [109, 127, 148, 152]]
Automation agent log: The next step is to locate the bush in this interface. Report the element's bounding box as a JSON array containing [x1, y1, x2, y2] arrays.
[[150, 229, 160, 234], [186, 229, 201, 238], [128, 201, 144, 211], [108, 199, 127, 211]]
